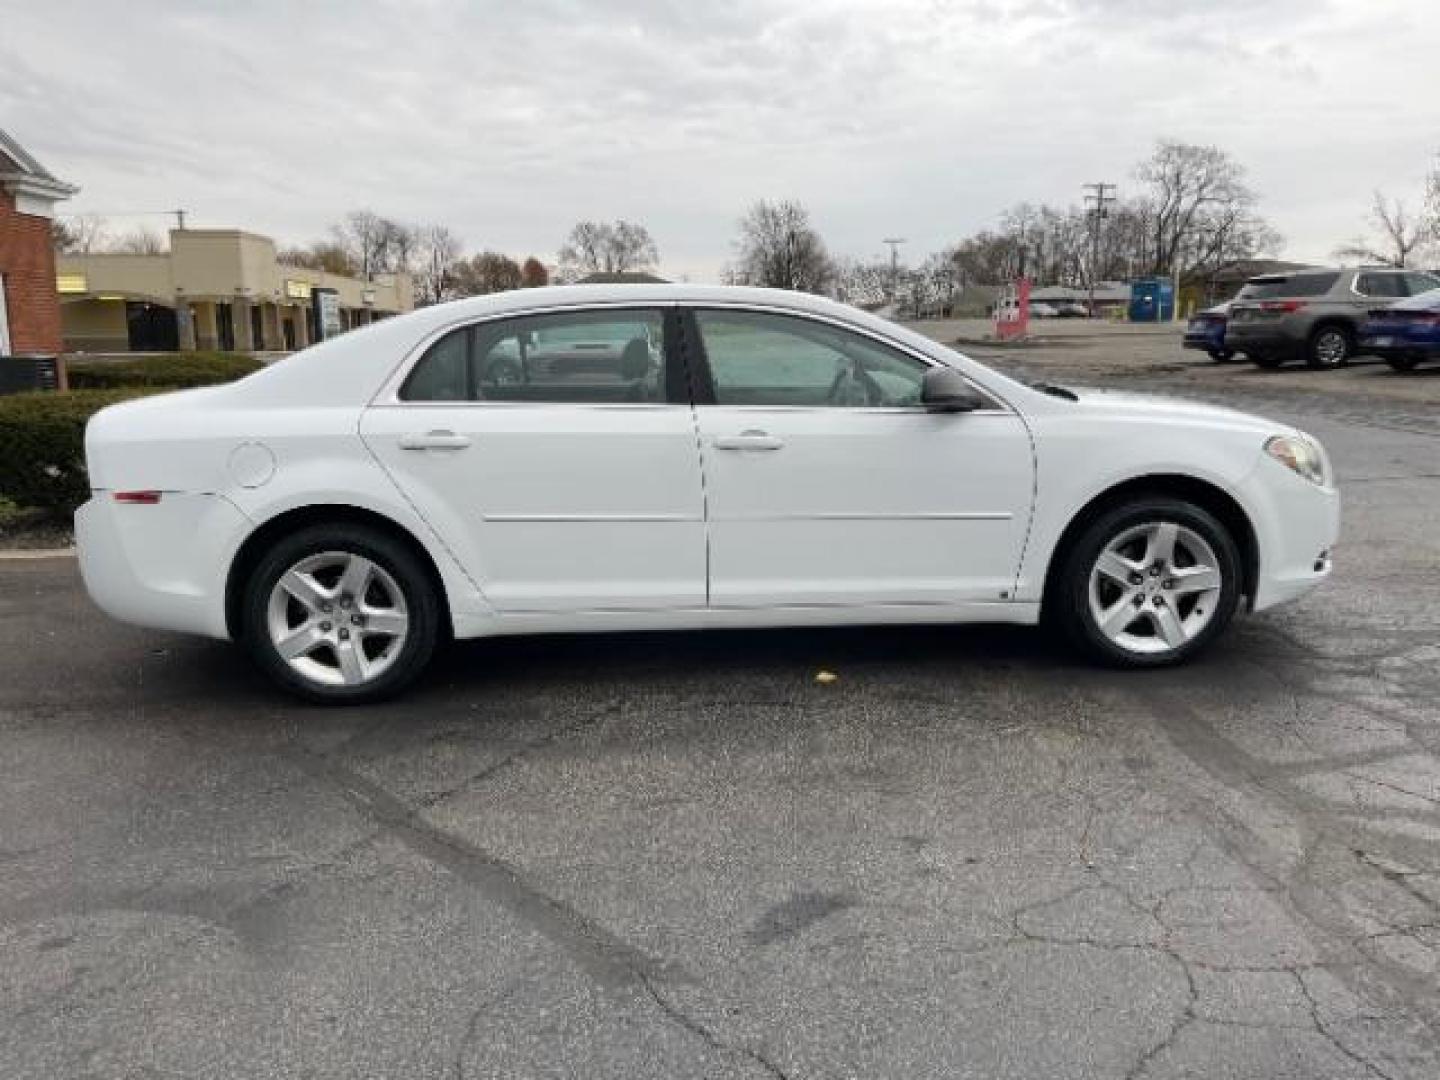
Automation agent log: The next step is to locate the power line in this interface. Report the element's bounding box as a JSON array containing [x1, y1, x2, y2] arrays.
[[59, 208, 190, 230]]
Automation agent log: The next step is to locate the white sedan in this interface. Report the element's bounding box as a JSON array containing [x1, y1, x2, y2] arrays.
[[77, 285, 1340, 703]]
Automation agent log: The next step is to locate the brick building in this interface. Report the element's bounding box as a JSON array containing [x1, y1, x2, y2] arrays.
[[0, 129, 77, 356]]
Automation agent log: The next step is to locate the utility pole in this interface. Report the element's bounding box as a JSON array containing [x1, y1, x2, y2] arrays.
[[173, 209, 188, 231], [1082, 183, 1115, 317], [882, 237, 907, 307]]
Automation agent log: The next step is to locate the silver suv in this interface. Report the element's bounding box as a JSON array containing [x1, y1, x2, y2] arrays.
[[1226, 267, 1440, 369]]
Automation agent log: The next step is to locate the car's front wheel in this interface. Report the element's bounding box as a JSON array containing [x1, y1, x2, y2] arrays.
[[241, 524, 441, 703], [1053, 497, 1242, 668]]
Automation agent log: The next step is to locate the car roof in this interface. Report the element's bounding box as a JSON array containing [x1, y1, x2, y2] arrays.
[[224, 284, 1038, 409]]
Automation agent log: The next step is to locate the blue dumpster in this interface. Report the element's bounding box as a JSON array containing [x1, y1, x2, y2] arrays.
[[1128, 278, 1175, 322]]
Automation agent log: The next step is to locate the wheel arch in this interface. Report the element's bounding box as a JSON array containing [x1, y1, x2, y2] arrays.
[[1308, 316, 1358, 342], [1040, 473, 1260, 618], [224, 503, 453, 641]]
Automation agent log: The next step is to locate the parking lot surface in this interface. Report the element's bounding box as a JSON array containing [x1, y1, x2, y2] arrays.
[[2, 328, 1438, 1078]]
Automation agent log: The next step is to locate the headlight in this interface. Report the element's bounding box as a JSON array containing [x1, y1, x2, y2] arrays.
[[1265, 434, 1331, 487]]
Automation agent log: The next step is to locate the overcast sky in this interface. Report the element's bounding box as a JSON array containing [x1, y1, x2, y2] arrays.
[[3, 0, 1437, 279]]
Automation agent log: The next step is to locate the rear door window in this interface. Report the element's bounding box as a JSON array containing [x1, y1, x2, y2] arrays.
[[401, 308, 671, 404]]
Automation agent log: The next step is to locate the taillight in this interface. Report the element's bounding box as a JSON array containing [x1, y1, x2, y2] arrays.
[[1260, 300, 1307, 313], [113, 490, 162, 505]]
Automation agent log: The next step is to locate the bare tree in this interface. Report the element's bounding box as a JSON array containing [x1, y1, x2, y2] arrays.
[[832, 259, 892, 307], [520, 256, 550, 287], [556, 219, 659, 280], [1135, 140, 1258, 279], [734, 200, 832, 293], [1426, 155, 1440, 244], [1334, 191, 1429, 268], [413, 224, 464, 306], [453, 252, 523, 296], [53, 214, 110, 254], [111, 227, 167, 254], [331, 209, 410, 280], [278, 241, 359, 276]]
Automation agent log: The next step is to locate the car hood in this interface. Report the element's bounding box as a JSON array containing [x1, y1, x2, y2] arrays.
[[1062, 387, 1292, 434]]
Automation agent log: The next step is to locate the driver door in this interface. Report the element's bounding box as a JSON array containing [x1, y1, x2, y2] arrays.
[[687, 307, 1034, 607]]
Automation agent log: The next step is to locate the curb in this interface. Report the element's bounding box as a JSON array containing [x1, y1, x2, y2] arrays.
[[0, 547, 77, 560]]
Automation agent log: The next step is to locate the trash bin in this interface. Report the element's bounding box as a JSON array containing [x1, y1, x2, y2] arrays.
[[0, 355, 63, 396], [1128, 278, 1175, 323]]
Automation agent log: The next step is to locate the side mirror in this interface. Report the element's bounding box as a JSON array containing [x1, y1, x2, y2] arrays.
[[921, 367, 983, 413]]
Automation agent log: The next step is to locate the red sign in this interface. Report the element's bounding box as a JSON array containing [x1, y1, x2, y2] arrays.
[[994, 277, 1031, 342]]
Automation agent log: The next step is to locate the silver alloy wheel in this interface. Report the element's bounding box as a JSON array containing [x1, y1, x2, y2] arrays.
[[1314, 329, 1348, 367], [1087, 521, 1223, 656], [265, 551, 409, 688]]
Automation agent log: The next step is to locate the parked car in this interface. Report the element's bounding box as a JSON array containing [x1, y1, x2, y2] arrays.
[[1029, 302, 1061, 318], [1359, 287, 1440, 372], [1057, 302, 1090, 318], [77, 285, 1339, 702], [1183, 301, 1237, 362], [1226, 267, 1440, 369]]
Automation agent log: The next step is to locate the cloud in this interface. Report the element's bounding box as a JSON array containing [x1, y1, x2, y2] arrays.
[[2, 0, 1435, 278]]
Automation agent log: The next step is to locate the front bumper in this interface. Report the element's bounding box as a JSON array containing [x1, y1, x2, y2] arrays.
[[76, 492, 252, 640], [1237, 460, 1341, 612]]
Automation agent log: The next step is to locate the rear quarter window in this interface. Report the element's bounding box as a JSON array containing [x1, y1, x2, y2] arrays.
[[1242, 273, 1340, 299], [1355, 273, 1406, 298]]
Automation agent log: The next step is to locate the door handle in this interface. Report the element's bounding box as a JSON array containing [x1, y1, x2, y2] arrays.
[[399, 430, 472, 451], [713, 430, 784, 452]]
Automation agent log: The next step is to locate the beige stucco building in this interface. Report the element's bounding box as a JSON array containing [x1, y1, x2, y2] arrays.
[[57, 228, 412, 353]]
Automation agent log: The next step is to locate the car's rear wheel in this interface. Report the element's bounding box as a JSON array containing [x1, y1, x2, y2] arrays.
[[1386, 354, 1419, 373], [1251, 351, 1285, 369], [241, 524, 441, 703], [1052, 497, 1242, 668], [1207, 348, 1235, 363], [1307, 325, 1352, 369]]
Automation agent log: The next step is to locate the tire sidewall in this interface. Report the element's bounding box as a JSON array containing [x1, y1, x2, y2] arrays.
[[1307, 325, 1351, 369], [1056, 498, 1242, 668], [241, 524, 441, 704]]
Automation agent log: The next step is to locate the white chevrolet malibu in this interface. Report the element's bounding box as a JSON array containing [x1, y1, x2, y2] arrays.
[[77, 285, 1339, 702]]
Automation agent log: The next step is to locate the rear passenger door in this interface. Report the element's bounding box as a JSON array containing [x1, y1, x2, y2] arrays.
[[360, 306, 707, 613]]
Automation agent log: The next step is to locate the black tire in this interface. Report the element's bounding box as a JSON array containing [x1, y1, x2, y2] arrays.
[[240, 523, 441, 704], [1386, 355, 1419, 373], [1207, 349, 1235, 363], [1050, 497, 1243, 669], [1306, 324, 1352, 369], [1251, 351, 1285, 369]]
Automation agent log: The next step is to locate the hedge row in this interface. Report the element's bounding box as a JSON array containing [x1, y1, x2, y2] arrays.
[[67, 351, 262, 390], [0, 390, 156, 513]]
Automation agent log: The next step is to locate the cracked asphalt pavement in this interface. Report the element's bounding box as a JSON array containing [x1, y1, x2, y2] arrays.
[[2, 326, 1438, 1078]]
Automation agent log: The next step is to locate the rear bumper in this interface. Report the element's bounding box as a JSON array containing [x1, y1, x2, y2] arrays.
[[76, 492, 252, 640], [1224, 325, 1299, 356], [1237, 461, 1341, 612]]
